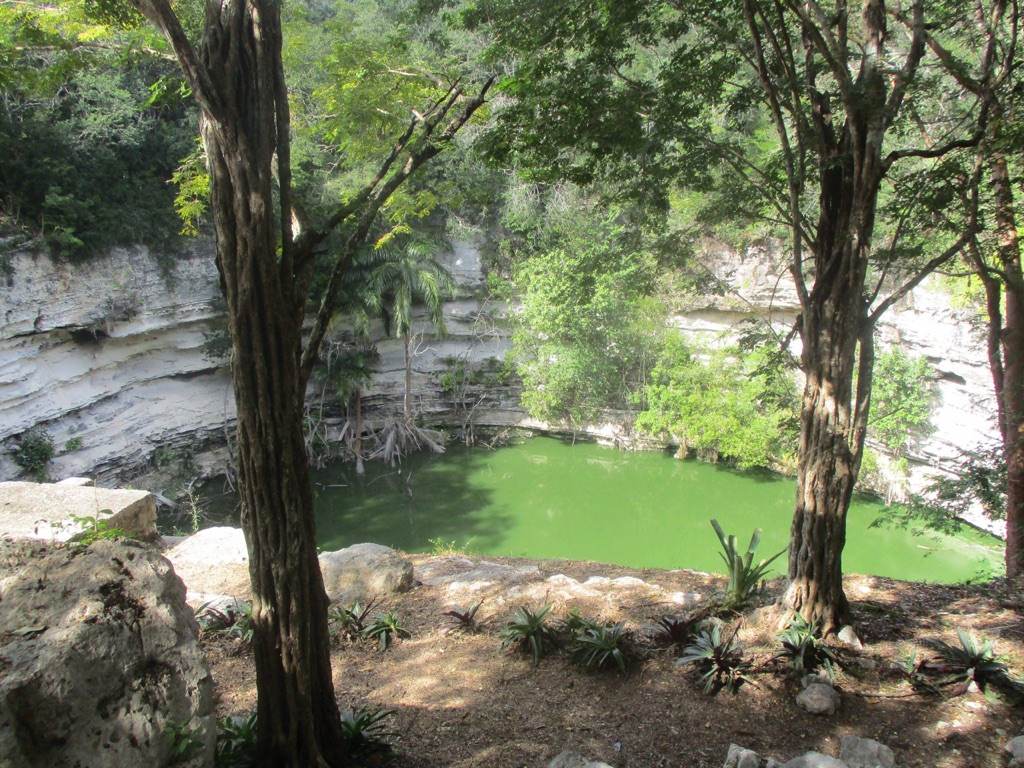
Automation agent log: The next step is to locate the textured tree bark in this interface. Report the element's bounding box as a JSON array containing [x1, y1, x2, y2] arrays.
[[194, 2, 345, 765]]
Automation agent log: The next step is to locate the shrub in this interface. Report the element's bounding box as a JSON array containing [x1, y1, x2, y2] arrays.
[[197, 601, 255, 646], [10, 428, 55, 481], [500, 603, 556, 664], [710, 519, 785, 611], [678, 622, 752, 694], [923, 629, 1024, 702]]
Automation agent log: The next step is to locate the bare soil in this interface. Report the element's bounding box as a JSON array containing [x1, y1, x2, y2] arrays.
[[204, 555, 1024, 768]]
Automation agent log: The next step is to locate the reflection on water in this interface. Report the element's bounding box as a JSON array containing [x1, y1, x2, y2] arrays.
[[198, 437, 1003, 583]]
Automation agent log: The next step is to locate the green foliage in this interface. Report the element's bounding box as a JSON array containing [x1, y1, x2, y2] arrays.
[[67, 513, 123, 546], [678, 622, 751, 695], [874, 442, 1005, 537], [868, 348, 934, 455], [363, 611, 410, 650], [559, 607, 602, 637], [500, 603, 555, 663], [63, 436, 84, 452], [427, 536, 477, 555], [165, 720, 203, 764], [339, 706, 399, 760], [215, 711, 257, 768], [635, 334, 799, 469], [511, 200, 666, 424], [197, 601, 255, 646], [570, 620, 630, 673], [710, 519, 785, 612], [923, 629, 1020, 699], [443, 601, 485, 632], [330, 598, 377, 641], [9, 428, 55, 481], [774, 614, 837, 678]]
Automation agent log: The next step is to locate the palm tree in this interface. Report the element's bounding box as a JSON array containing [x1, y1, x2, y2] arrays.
[[368, 234, 456, 418]]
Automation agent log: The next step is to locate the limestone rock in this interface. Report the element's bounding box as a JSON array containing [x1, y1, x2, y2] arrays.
[[319, 543, 414, 602], [796, 683, 841, 715], [840, 736, 894, 768], [166, 527, 251, 602], [838, 625, 863, 652], [724, 743, 762, 768], [0, 538, 215, 768], [1007, 735, 1024, 760], [0, 481, 157, 543], [777, 752, 848, 768], [548, 750, 614, 768]]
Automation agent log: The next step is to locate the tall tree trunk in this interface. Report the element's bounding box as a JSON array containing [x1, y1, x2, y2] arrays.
[[989, 135, 1024, 576], [404, 332, 413, 418], [197, 3, 344, 765]]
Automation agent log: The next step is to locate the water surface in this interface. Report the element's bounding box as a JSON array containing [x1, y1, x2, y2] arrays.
[[293, 437, 1001, 583]]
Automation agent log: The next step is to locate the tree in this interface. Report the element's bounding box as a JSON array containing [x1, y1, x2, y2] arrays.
[[926, 0, 1024, 576], [467, 0, 1000, 631], [124, 1, 490, 764], [368, 234, 456, 418]]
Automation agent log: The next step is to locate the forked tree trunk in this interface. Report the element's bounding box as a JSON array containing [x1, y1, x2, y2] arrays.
[[197, 4, 345, 766]]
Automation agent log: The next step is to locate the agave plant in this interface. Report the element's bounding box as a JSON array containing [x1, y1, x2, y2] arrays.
[[710, 519, 785, 611], [775, 614, 838, 678], [197, 600, 255, 646], [363, 611, 411, 651], [678, 622, 752, 694], [571, 621, 630, 673], [500, 603, 555, 663], [559, 606, 602, 637]]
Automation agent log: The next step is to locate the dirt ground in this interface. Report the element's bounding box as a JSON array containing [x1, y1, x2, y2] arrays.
[[204, 555, 1024, 768]]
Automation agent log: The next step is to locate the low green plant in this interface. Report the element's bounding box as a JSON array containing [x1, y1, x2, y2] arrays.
[[215, 711, 257, 768], [64, 436, 84, 452], [648, 614, 700, 649], [775, 614, 837, 678], [10, 428, 55, 481], [710, 519, 785, 611], [500, 603, 556, 664], [330, 598, 377, 641], [923, 629, 1024, 701], [165, 720, 203, 764], [363, 611, 410, 651], [443, 601, 485, 632], [340, 706, 399, 760], [66, 513, 123, 546], [559, 606, 602, 637], [197, 601, 255, 646], [570, 621, 630, 673], [678, 622, 752, 694]]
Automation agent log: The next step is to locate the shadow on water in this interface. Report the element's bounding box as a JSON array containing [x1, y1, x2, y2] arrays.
[[310, 448, 513, 553]]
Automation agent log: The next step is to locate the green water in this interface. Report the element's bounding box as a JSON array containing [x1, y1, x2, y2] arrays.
[[200, 437, 1003, 583]]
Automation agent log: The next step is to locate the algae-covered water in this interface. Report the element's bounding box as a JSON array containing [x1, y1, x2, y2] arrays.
[[201, 436, 1003, 583]]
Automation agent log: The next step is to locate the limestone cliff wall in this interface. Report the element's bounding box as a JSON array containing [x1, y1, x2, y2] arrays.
[[0, 237, 999, 513]]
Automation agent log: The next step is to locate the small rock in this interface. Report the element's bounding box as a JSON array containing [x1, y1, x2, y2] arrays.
[[549, 751, 588, 768], [1006, 736, 1024, 760], [765, 761, 782, 768], [838, 625, 863, 651], [778, 752, 848, 768], [851, 657, 878, 671], [840, 736, 894, 768], [724, 743, 762, 768], [801, 673, 833, 689], [319, 543, 414, 602], [796, 683, 841, 716]]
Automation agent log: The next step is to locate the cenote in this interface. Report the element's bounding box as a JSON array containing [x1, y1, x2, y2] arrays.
[[201, 436, 1003, 583]]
